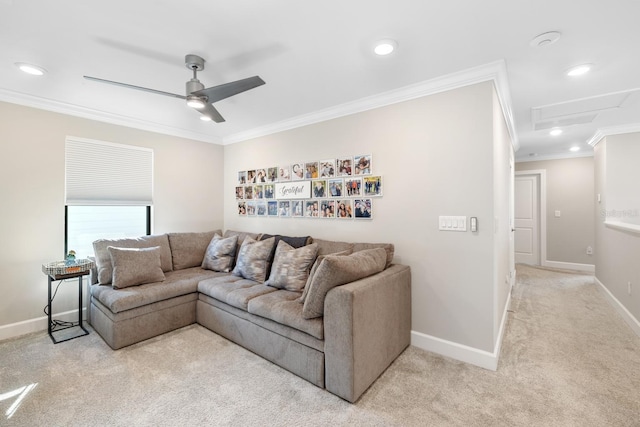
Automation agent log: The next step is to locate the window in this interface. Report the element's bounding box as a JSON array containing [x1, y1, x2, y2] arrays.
[[65, 137, 153, 259]]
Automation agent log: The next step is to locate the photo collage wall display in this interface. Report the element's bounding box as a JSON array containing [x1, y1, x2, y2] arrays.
[[236, 154, 381, 219]]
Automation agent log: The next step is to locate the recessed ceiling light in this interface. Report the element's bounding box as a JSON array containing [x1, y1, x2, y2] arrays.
[[530, 31, 561, 48], [570, 146, 580, 152], [15, 62, 46, 76], [200, 115, 212, 122], [550, 128, 563, 136], [374, 39, 397, 56], [566, 64, 592, 77]]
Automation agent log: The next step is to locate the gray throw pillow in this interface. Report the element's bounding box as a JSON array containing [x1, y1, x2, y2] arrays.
[[107, 246, 166, 289], [232, 236, 276, 283], [299, 249, 352, 304], [265, 241, 318, 292], [201, 234, 238, 272], [302, 248, 387, 319]]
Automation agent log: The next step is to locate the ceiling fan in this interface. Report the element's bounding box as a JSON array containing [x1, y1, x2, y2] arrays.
[[84, 54, 265, 123]]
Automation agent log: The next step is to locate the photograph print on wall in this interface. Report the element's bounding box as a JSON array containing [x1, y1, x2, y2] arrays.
[[354, 154, 372, 175], [235, 186, 245, 200], [312, 179, 327, 198], [238, 201, 247, 216], [268, 201, 278, 216], [336, 199, 353, 219], [247, 201, 256, 216], [328, 178, 344, 197], [278, 200, 291, 217], [319, 159, 335, 178], [320, 200, 335, 218], [336, 157, 353, 177], [267, 167, 278, 182], [245, 185, 254, 200], [363, 176, 383, 197], [278, 165, 291, 181], [344, 177, 362, 197], [304, 161, 319, 179], [264, 184, 275, 199], [291, 200, 304, 217], [354, 199, 372, 219], [291, 163, 305, 180], [238, 171, 247, 185], [256, 201, 267, 216]]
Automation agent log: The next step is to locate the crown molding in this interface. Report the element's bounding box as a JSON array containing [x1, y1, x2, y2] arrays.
[[0, 88, 222, 145], [224, 60, 520, 151], [515, 151, 594, 163], [588, 123, 640, 147]]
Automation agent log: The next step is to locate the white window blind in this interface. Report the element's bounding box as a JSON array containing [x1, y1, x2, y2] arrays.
[[65, 137, 153, 206]]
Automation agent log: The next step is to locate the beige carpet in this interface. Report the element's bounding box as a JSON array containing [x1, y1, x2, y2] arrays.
[[1, 265, 639, 426]]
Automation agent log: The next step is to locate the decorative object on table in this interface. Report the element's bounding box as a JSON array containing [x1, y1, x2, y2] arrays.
[[42, 258, 94, 276], [65, 249, 77, 265]]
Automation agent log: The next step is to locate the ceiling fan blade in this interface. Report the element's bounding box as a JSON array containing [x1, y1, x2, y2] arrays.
[[192, 76, 265, 104], [83, 75, 186, 100], [201, 103, 225, 123]]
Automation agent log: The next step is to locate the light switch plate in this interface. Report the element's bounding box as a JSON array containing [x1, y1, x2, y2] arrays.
[[439, 216, 467, 231]]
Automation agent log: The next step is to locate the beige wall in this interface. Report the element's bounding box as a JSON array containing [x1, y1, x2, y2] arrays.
[[515, 157, 595, 265], [224, 81, 512, 353], [0, 101, 224, 330], [594, 133, 640, 323]]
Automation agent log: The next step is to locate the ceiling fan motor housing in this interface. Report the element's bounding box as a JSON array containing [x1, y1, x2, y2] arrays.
[[186, 78, 205, 96]]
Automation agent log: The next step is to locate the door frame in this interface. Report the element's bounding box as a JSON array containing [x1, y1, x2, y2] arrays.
[[514, 170, 547, 266]]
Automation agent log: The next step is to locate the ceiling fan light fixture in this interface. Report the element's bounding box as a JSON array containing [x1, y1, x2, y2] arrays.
[[15, 62, 46, 76], [570, 146, 580, 152], [186, 95, 206, 109], [374, 39, 397, 56]]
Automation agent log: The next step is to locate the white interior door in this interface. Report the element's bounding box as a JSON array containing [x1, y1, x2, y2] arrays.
[[514, 174, 539, 265]]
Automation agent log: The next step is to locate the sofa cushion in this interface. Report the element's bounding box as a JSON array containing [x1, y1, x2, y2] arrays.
[[167, 230, 222, 270], [311, 238, 355, 256], [93, 234, 173, 285], [265, 241, 318, 292], [259, 233, 312, 278], [108, 246, 166, 289], [352, 242, 395, 268], [302, 248, 387, 319], [248, 290, 324, 340], [232, 236, 276, 283], [91, 267, 224, 313], [201, 234, 238, 273], [299, 249, 352, 304], [198, 275, 276, 311], [223, 230, 261, 269]]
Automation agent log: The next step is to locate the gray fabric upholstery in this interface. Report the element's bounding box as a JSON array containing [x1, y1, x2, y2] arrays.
[[198, 294, 324, 351], [352, 242, 395, 268], [302, 248, 387, 319], [167, 230, 221, 270], [324, 264, 411, 403], [248, 290, 323, 339], [265, 241, 318, 291], [201, 234, 238, 272], [312, 238, 354, 256], [91, 267, 224, 313], [90, 294, 197, 350], [299, 249, 352, 304], [197, 299, 325, 388], [223, 230, 260, 269], [93, 234, 173, 285], [197, 275, 276, 311], [232, 236, 275, 283], [108, 246, 165, 289]]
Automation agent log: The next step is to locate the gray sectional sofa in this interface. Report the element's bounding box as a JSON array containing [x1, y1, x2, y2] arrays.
[[88, 229, 411, 403]]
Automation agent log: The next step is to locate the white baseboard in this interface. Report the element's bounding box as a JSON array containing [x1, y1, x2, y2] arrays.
[[0, 309, 86, 342], [594, 277, 640, 338], [543, 260, 595, 274], [411, 292, 511, 371]]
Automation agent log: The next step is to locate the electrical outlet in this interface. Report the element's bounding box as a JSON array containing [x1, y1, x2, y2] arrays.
[[628, 282, 632, 296], [586, 246, 593, 255]]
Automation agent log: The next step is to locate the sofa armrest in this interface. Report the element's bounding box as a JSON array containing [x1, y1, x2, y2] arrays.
[[324, 264, 411, 402]]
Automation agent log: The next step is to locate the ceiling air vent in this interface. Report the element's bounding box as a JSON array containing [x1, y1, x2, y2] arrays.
[[532, 89, 640, 131]]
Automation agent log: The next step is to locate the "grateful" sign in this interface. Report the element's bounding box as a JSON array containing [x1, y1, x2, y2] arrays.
[[275, 181, 312, 199]]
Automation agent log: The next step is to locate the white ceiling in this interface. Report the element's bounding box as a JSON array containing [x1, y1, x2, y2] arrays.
[[2, 0, 639, 160]]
